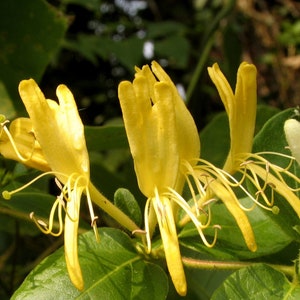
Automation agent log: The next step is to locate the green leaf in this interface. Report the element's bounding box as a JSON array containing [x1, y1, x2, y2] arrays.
[[85, 125, 128, 151], [65, 34, 144, 72], [200, 111, 229, 167], [211, 264, 300, 300], [145, 21, 190, 68], [110, 37, 144, 72], [12, 228, 168, 300], [179, 197, 293, 259], [155, 35, 190, 68], [200, 105, 279, 167], [253, 108, 300, 241], [0, 0, 68, 112], [114, 188, 142, 227]]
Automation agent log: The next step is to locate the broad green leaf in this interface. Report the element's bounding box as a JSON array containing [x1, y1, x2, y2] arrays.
[[211, 264, 300, 300], [85, 125, 128, 151], [114, 188, 142, 227], [0, 0, 68, 112], [12, 228, 168, 300]]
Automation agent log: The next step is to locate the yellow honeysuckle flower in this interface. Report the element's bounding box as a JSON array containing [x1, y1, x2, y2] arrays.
[[180, 62, 300, 253], [0, 79, 94, 291], [0, 80, 141, 291], [204, 63, 300, 241], [208, 62, 257, 174], [118, 61, 218, 296]]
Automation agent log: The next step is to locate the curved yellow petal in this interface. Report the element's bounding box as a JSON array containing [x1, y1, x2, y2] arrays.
[[118, 61, 200, 196], [208, 63, 257, 173], [18, 79, 89, 184], [209, 179, 257, 252], [64, 189, 84, 291], [152, 194, 187, 296]]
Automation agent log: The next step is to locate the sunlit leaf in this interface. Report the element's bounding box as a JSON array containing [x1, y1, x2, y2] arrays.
[[11, 228, 168, 300], [211, 264, 300, 300]]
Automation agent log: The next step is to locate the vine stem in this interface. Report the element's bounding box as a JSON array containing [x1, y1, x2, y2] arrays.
[[186, 0, 236, 102], [182, 256, 295, 277]]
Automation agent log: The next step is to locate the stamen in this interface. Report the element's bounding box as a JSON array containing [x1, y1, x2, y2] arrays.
[[85, 186, 100, 242], [2, 171, 59, 199], [167, 188, 219, 248], [91, 216, 100, 243], [36, 218, 48, 227], [132, 229, 147, 235], [29, 195, 64, 237], [144, 197, 152, 254]]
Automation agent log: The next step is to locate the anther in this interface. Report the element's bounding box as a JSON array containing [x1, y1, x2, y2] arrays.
[[268, 182, 276, 189], [90, 216, 98, 227], [132, 229, 147, 235], [240, 160, 254, 167], [30, 212, 47, 227], [37, 219, 48, 227], [213, 224, 222, 230]]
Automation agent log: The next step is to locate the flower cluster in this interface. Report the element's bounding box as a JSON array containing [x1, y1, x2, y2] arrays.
[[0, 80, 140, 291], [1, 61, 300, 296], [118, 61, 300, 295]]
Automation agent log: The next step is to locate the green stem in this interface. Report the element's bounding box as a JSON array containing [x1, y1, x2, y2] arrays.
[[182, 256, 295, 277], [186, 0, 236, 102], [89, 182, 141, 234], [186, 37, 215, 102]]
